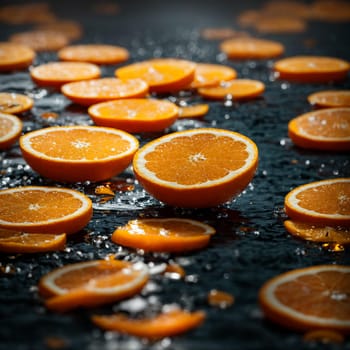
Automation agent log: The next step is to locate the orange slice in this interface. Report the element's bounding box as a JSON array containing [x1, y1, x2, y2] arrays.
[[259, 265, 350, 334], [308, 90, 350, 108], [303, 329, 345, 344], [30, 62, 101, 87], [58, 44, 129, 65], [0, 92, 33, 114], [88, 98, 178, 133], [201, 27, 240, 40], [262, 1, 311, 18], [178, 104, 209, 118], [61, 78, 148, 106], [237, 10, 261, 28], [0, 228, 66, 253], [115, 58, 196, 93], [0, 186, 92, 234], [284, 220, 350, 245], [274, 56, 350, 83], [91, 308, 205, 338], [0, 42, 35, 71], [0, 113, 23, 150], [20, 125, 139, 182], [133, 128, 258, 208], [198, 79, 265, 100], [9, 30, 69, 52], [220, 37, 284, 60], [284, 178, 350, 227], [189, 63, 237, 89], [288, 108, 350, 151], [36, 20, 83, 41], [309, 0, 350, 22], [39, 259, 149, 312], [255, 16, 307, 34], [111, 218, 216, 252]]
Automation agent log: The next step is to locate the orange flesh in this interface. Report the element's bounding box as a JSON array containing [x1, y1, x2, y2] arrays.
[[308, 91, 350, 108], [0, 93, 33, 114], [178, 104, 209, 118], [0, 43, 35, 71]]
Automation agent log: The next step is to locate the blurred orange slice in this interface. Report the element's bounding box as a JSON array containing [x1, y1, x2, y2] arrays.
[[0, 113, 23, 150], [308, 90, 350, 108], [0, 93, 33, 114], [0, 42, 35, 71]]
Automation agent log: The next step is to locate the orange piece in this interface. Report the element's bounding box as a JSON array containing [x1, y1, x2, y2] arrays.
[[9, 30, 69, 52], [91, 308, 205, 339], [0, 186, 92, 234], [255, 16, 307, 34], [309, 0, 350, 22], [111, 218, 216, 252], [189, 63, 237, 89], [284, 220, 350, 245], [0, 228, 66, 253], [288, 108, 350, 151], [178, 104, 209, 119], [200, 28, 240, 40], [237, 10, 261, 28], [133, 128, 258, 208], [164, 262, 186, 278], [303, 329, 345, 344], [88, 98, 178, 133], [274, 56, 350, 83], [284, 178, 350, 227], [36, 20, 83, 41], [61, 78, 148, 106], [308, 90, 350, 108], [0, 92, 33, 114], [259, 265, 350, 334], [262, 1, 312, 18], [58, 44, 129, 65], [30, 62, 101, 87], [20, 125, 139, 182], [207, 289, 235, 308], [39, 260, 149, 312], [220, 37, 284, 60], [0, 113, 22, 150], [198, 79, 265, 100], [0, 42, 35, 71], [115, 58, 196, 93]]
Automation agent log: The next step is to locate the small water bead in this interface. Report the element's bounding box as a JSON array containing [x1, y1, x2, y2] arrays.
[[216, 52, 227, 63], [185, 274, 199, 283], [117, 296, 148, 313], [294, 247, 306, 256]]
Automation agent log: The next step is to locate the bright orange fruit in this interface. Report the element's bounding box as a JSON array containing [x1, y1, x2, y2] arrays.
[[308, 90, 350, 108], [0, 42, 35, 72], [0, 113, 23, 149], [0, 92, 34, 114], [178, 104, 209, 119]]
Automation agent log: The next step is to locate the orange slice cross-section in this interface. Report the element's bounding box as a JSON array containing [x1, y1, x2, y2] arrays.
[[0, 113, 23, 150], [0, 42, 35, 71], [0, 93, 33, 114], [178, 104, 209, 118], [308, 90, 350, 108]]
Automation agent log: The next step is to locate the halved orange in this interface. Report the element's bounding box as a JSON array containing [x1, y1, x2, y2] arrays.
[[308, 90, 350, 108], [284, 220, 350, 245], [91, 308, 205, 338], [198, 79, 265, 100], [0, 186, 92, 234], [189, 63, 237, 89], [133, 128, 258, 208], [178, 104, 209, 119], [259, 265, 350, 334], [288, 107, 350, 151], [58, 44, 129, 65], [0, 42, 35, 71], [30, 62, 101, 87], [88, 98, 178, 133], [284, 178, 350, 227], [20, 126, 139, 182], [274, 56, 350, 83], [0, 228, 66, 253], [115, 58, 196, 93], [0, 112, 23, 150], [0, 92, 34, 114], [220, 37, 284, 60], [61, 78, 148, 106], [111, 218, 216, 252], [39, 259, 149, 312]]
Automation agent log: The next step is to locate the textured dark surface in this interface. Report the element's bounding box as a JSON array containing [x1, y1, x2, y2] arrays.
[[0, 1, 350, 350]]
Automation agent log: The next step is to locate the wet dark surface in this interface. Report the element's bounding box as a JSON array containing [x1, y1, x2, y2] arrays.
[[1, 1, 350, 349]]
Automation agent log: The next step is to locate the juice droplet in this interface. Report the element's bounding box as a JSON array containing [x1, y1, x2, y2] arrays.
[[322, 243, 345, 252], [207, 289, 235, 308], [95, 185, 115, 196]]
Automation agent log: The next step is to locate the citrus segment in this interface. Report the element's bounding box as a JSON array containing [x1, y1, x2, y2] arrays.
[[0, 42, 36, 71], [91, 308, 205, 338], [30, 62, 101, 87], [20, 126, 139, 182], [220, 37, 284, 60], [133, 128, 258, 208], [0, 228, 66, 253], [88, 98, 178, 133], [259, 265, 350, 333], [58, 44, 129, 65], [284, 220, 350, 245], [178, 104, 209, 118], [61, 78, 148, 106], [0, 93, 33, 114], [111, 218, 216, 252], [39, 260, 149, 311], [198, 79, 265, 100], [308, 90, 350, 108], [0, 113, 23, 149], [115, 58, 196, 93], [0, 186, 92, 234], [288, 108, 350, 151], [284, 178, 350, 226], [274, 56, 350, 83]]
